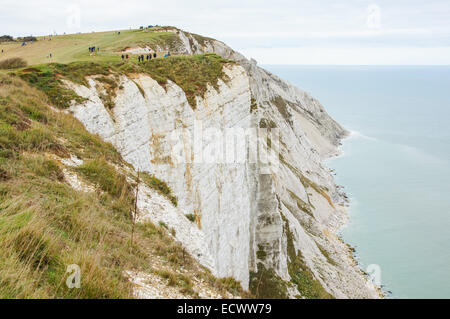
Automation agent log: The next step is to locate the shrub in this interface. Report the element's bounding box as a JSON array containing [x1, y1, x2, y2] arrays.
[[17, 36, 37, 42], [0, 35, 14, 42], [0, 58, 27, 70]]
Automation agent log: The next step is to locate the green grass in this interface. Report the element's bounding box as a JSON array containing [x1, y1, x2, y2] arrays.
[[141, 172, 178, 206], [76, 158, 132, 199], [15, 62, 111, 108], [0, 72, 122, 162]]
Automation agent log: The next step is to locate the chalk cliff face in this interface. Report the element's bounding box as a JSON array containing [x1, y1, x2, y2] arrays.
[[65, 29, 380, 298]]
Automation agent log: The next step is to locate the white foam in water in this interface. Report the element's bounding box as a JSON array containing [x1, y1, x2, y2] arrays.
[[348, 130, 378, 141]]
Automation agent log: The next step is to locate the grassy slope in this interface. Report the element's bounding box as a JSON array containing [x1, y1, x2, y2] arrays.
[[0, 28, 180, 65], [0, 73, 246, 298]]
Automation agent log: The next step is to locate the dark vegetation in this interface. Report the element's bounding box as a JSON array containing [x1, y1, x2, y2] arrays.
[[17, 36, 37, 42], [0, 35, 14, 42], [0, 35, 37, 43]]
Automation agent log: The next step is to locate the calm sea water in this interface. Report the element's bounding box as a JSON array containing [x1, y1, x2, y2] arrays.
[[264, 65, 450, 298]]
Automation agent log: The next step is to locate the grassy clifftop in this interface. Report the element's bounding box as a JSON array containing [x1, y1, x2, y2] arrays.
[[1, 27, 233, 108], [0, 28, 182, 65], [13, 53, 232, 109], [0, 73, 245, 298]]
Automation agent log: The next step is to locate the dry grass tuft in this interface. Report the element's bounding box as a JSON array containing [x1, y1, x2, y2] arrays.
[[0, 57, 27, 69]]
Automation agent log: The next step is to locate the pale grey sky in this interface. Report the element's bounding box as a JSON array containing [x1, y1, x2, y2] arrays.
[[1, 0, 450, 64]]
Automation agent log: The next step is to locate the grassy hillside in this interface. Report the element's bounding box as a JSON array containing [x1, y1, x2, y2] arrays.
[[0, 71, 245, 298], [0, 27, 181, 66]]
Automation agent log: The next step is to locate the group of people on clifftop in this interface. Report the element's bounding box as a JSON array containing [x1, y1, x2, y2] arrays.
[[119, 52, 171, 63], [136, 53, 158, 62]]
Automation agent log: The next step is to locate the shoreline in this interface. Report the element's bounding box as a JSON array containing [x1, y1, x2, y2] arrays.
[[328, 128, 386, 298]]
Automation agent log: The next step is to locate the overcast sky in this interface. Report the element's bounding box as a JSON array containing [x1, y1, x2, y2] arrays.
[[1, 0, 450, 64]]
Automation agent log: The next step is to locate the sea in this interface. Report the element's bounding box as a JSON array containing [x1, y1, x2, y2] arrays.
[[263, 65, 450, 299]]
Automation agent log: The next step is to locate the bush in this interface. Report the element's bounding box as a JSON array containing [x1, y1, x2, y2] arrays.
[[0, 35, 14, 42], [0, 58, 27, 70], [17, 36, 37, 42]]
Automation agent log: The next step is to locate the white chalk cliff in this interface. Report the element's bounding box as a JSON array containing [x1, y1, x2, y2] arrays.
[[65, 29, 380, 298]]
